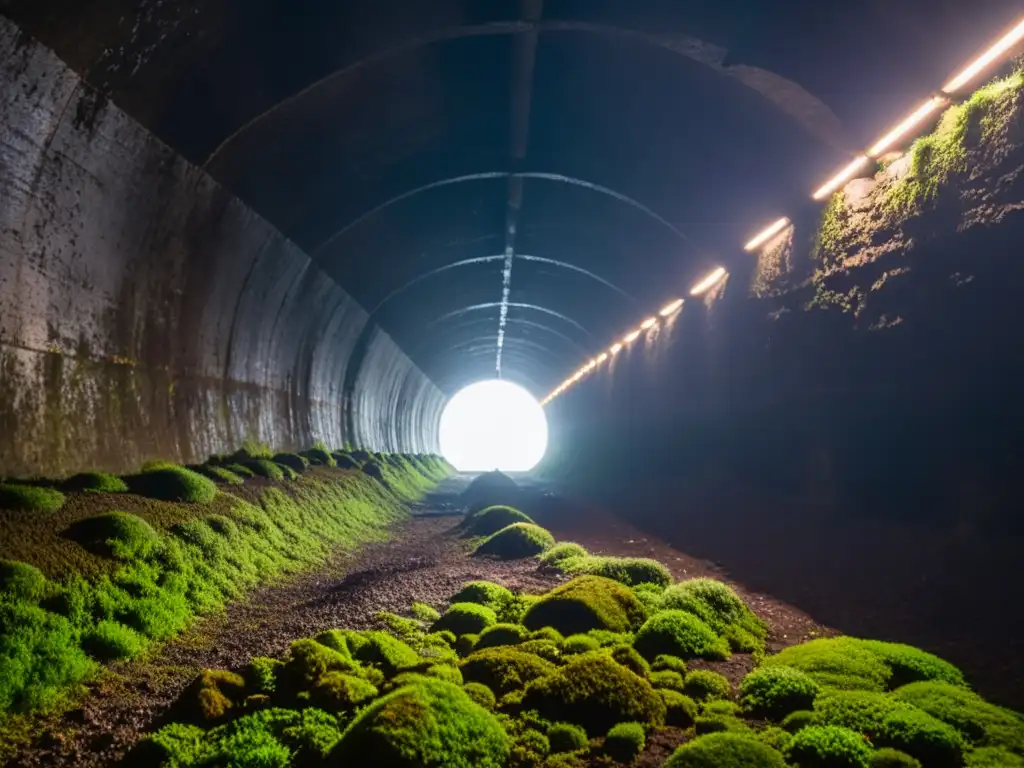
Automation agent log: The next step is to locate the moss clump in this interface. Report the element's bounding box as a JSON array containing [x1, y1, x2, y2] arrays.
[[460, 647, 556, 696], [661, 689, 699, 727], [433, 603, 498, 637], [665, 732, 787, 768], [240, 459, 284, 480], [463, 471, 519, 503], [893, 682, 1024, 752], [633, 611, 729, 662], [758, 726, 794, 754], [813, 689, 916, 733], [311, 671, 378, 711], [875, 708, 965, 768], [61, 472, 129, 493], [347, 631, 421, 677], [610, 646, 650, 677], [272, 453, 309, 473], [0, 560, 50, 601], [651, 655, 689, 675], [564, 634, 602, 655], [538, 542, 588, 565], [856, 640, 966, 689], [300, 448, 336, 467], [523, 576, 647, 636], [410, 601, 441, 623], [279, 638, 360, 694], [605, 722, 645, 761], [548, 722, 589, 753], [474, 523, 555, 559], [0, 483, 65, 513], [193, 466, 244, 486], [126, 467, 217, 504], [741, 665, 821, 719], [246, 657, 283, 694], [782, 710, 817, 733], [966, 747, 1024, 767], [556, 555, 672, 587], [81, 620, 146, 661], [333, 453, 361, 469], [464, 506, 535, 537], [67, 512, 161, 560], [329, 679, 510, 767], [684, 670, 732, 701], [871, 748, 923, 768], [451, 581, 515, 611], [182, 669, 247, 724], [660, 579, 765, 646], [475, 623, 528, 650], [464, 681, 497, 710], [522, 652, 666, 735], [651, 670, 687, 693], [762, 638, 892, 692], [786, 725, 873, 768], [225, 463, 255, 478]]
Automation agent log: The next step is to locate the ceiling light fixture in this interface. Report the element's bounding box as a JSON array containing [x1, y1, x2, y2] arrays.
[[744, 218, 791, 252], [867, 96, 947, 156], [610, 342, 623, 355], [640, 317, 658, 330], [812, 155, 870, 200], [943, 17, 1024, 94], [659, 298, 684, 316], [690, 267, 728, 296], [623, 329, 642, 344]]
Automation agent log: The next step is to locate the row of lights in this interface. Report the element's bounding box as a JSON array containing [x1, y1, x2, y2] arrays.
[[541, 15, 1024, 407]]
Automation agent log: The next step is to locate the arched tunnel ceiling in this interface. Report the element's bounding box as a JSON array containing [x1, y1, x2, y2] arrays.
[[4, 0, 1021, 396]]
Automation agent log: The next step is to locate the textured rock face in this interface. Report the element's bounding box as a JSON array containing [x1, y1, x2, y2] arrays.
[[0, 17, 443, 476]]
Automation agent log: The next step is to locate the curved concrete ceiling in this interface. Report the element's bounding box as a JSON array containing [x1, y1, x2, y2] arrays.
[[4, 0, 1016, 395]]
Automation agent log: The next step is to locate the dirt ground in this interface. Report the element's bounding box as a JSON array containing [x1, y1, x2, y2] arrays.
[[6, 476, 832, 767]]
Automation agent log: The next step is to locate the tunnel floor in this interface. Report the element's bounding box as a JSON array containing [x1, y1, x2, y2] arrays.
[[6, 476, 835, 767]]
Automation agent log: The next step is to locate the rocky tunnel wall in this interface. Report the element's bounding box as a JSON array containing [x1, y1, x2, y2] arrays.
[[0, 17, 445, 478]]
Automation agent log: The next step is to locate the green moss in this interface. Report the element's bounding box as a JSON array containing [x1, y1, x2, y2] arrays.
[[434, 603, 498, 637], [704, 700, 743, 717], [464, 681, 497, 710], [193, 466, 244, 486], [660, 689, 699, 727], [893, 681, 1024, 752], [476, 623, 528, 650], [665, 732, 787, 768], [523, 576, 647, 636], [610, 646, 650, 677], [312, 671, 378, 711], [741, 665, 820, 719], [856, 640, 966, 688], [225, 463, 256, 478], [786, 725, 872, 768], [659, 579, 765, 646], [695, 713, 753, 735], [762, 638, 891, 692], [0, 484, 65, 513], [126, 467, 218, 504], [329, 679, 510, 767], [758, 726, 794, 754], [246, 657, 282, 694], [271, 453, 308, 474], [548, 722, 588, 753], [182, 669, 247, 724], [518, 639, 562, 663], [451, 581, 514, 611], [81, 620, 145, 661], [605, 722, 645, 761], [651, 654, 688, 675], [813, 689, 915, 733], [67, 512, 161, 560], [347, 631, 421, 677], [0, 560, 50, 602], [555, 555, 672, 587], [782, 710, 817, 733], [300, 448, 336, 467], [563, 634, 601, 655], [811, 190, 852, 268], [240, 459, 284, 480], [460, 647, 556, 695], [333, 453, 361, 469], [633, 610, 729, 662], [464, 505, 534, 537], [966, 747, 1024, 767], [651, 669, 686, 692], [871, 748, 923, 768], [683, 670, 732, 701], [875, 708, 966, 768], [456, 634, 479, 658], [522, 652, 666, 735], [61, 472, 129, 493], [538, 542, 588, 565], [411, 601, 441, 623], [474, 523, 555, 559]]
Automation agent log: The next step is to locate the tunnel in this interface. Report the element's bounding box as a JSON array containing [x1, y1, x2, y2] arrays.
[[2, 1, 1024, 765]]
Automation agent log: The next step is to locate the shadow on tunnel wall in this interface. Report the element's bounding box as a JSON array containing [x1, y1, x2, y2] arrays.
[[0, 18, 443, 477], [540, 171, 1024, 710]]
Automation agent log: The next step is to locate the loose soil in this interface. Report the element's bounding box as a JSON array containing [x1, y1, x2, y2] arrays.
[[5, 476, 830, 768]]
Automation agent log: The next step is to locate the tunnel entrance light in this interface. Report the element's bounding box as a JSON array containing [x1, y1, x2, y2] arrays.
[[943, 18, 1024, 94], [440, 380, 548, 472], [690, 267, 728, 296], [659, 298, 684, 316], [744, 218, 791, 252]]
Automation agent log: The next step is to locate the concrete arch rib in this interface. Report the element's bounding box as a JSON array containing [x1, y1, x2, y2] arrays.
[[412, 316, 591, 358], [313, 172, 691, 258], [204, 20, 846, 171], [425, 302, 593, 337], [369, 253, 635, 316]]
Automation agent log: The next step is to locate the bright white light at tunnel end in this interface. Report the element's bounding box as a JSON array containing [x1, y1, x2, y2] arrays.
[[439, 379, 548, 472]]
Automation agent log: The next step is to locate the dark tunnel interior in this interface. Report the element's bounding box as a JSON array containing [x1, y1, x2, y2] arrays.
[[2, 0, 1024, 763]]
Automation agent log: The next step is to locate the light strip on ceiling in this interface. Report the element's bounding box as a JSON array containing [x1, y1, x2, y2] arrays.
[[659, 298, 685, 316], [867, 96, 947, 157], [943, 18, 1024, 94], [690, 267, 728, 296], [744, 218, 791, 252], [812, 155, 870, 200]]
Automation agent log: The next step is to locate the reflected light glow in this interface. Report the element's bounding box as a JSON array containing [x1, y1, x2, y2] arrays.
[[440, 380, 548, 472]]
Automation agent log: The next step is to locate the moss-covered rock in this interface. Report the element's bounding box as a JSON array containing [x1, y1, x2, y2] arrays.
[[475, 623, 528, 650], [279, 639, 361, 694], [333, 453, 361, 469], [523, 576, 647, 636], [856, 640, 966, 688], [126, 467, 218, 504], [782, 710, 817, 733], [312, 671, 378, 711], [473, 523, 555, 559], [683, 670, 732, 701], [893, 681, 1024, 752], [610, 646, 650, 678], [870, 748, 923, 768], [300, 448, 336, 467], [651, 670, 687, 693], [785, 725, 873, 768], [433, 603, 498, 637], [875, 708, 966, 768], [464, 681, 497, 710], [633, 610, 729, 662], [556, 555, 672, 587], [451, 581, 514, 611], [741, 665, 821, 719], [651, 655, 689, 675], [0, 559, 50, 602], [661, 690, 699, 727], [460, 647, 557, 696], [538, 542, 589, 565], [329, 679, 510, 767], [522, 652, 666, 735], [762, 638, 892, 692], [0, 483, 65, 513], [965, 747, 1024, 767], [225, 463, 256, 478], [182, 669, 248, 724], [563, 634, 602, 655], [272, 453, 310, 473], [664, 732, 787, 768], [464, 506, 535, 537], [660, 579, 765, 644], [67, 511, 161, 560], [62, 472, 129, 493], [605, 722, 645, 761], [193, 465, 244, 486], [548, 722, 589, 754], [240, 459, 285, 480]]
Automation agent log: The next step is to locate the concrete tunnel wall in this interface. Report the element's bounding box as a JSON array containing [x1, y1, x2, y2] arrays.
[[0, 17, 445, 478]]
